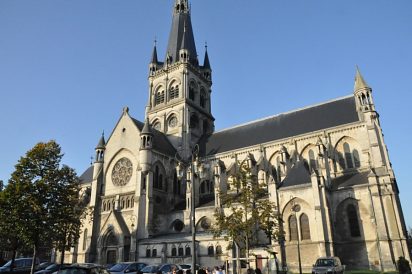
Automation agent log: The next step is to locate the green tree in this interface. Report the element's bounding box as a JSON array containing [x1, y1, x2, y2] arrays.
[[0, 182, 28, 270], [212, 162, 282, 265], [7, 140, 85, 273]]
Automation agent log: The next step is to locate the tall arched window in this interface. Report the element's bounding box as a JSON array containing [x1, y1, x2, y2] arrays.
[[155, 90, 165, 105], [200, 90, 206, 108], [343, 143, 354, 169], [353, 149, 361, 168], [83, 229, 88, 250], [308, 149, 317, 172], [299, 214, 311, 240], [216, 245, 222, 255], [190, 114, 199, 128], [347, 204, 361, 237], [189, 83, 196, 101], [289, 215, 298, 241], [171, 246, 177, 256], [154, 166, 159, 189], [185, 246, 191, 256], [178, 247, 184, 256], [169, 85, 179, 100], [208, 246, 214, 256]]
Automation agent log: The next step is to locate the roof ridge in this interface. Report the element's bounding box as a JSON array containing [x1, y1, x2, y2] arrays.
[[214, 94, 354, 134]]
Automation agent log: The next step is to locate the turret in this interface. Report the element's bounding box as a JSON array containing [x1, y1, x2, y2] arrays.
[[95, 133, 105, 163], [139, 118, 153, 174], [202, 44, 212, 81], [149, 41, 159, 76], [354, 66, 375, 112]]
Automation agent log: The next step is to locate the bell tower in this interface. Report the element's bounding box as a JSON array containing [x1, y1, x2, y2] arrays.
[[145, 0, 214, 155]]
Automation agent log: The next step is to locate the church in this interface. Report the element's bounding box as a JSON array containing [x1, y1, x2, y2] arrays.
[[71, 1, 411, 272]]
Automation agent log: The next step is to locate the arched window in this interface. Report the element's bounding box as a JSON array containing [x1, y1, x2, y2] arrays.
[[300, 214, 311, 240], [189, 83, 196, 101], [146, 249, 151, 257], [190, 114, 199, 128], [121, 199, 125, 209], [200, 90, 206, 108], [171, 247, 177, 256], [216, 245, 222, 255], [155, 90, 165, 105], [169, 85, 179, 100], [289, 215, 298, 241], [207, 246, 214, 256], [343, 143, 354, 169], [154, 166, 159, 189], [159, 174, 163, 190], [103, 201, 106, 212], [308, 149, 317, 172], [200, 181, 206, 194], [347, 204, 361, 237], [83, 229, 88, 250], [178, 247, 184, 256], [152, 249, 157, 257], [353, 149, 361, 168], [185, 246, 191, 256]]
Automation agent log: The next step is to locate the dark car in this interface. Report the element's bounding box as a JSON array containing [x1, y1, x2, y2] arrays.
[[140, 264, 181, 274], [0, 258, 40, 274], [58, 264, 109, 274], [109, 262, 147, 274], [35, 264, 71, 274], [312, 257, 345, 274]]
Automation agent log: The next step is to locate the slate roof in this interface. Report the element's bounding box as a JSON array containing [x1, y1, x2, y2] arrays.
[[203, 95, 359, 155], [331, 171, 369, 190], [281, 160, 312, 188], [132, 118, 176, 156], [165, 7, 197, 65], [79, 165, 93, 184]]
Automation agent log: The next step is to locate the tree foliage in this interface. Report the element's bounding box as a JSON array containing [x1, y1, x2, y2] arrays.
[[212, 162, 282, 255], [0, 140, 86, 272]]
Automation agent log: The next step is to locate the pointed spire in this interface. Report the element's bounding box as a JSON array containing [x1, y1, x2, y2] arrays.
[[95, 132, 106, 149], [151, 39, 158, 64], [141, 118, 153, 135], [354, 66, 370, 91], [180, 22, 189, 50], [203, 42, 211, 70], [165, 0, 197, 66]]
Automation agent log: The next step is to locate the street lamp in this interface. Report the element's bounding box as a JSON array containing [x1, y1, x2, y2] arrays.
[[291, 202, 302, 274], [130, 216, 138, 261], [176, 145, 208, 274]]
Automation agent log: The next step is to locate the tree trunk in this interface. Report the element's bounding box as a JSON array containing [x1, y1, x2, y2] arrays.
[[10, 250, 16, 272], [30, 244, 37, 274], [60, 242, 66, 265]]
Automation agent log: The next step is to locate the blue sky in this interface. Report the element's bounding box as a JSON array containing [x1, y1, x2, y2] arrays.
[[0, 0, 411, 227]]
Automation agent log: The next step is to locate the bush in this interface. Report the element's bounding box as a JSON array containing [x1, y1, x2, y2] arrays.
[[397, 256, 411, 274]]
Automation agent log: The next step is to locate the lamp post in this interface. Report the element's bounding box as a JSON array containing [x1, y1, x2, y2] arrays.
[[176, 145, 208, 274], [291, 203, 302, 274], [130, 216, 138, 261]]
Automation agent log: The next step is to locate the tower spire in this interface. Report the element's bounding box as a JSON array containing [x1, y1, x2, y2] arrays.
[[354, 66, 370, 91], [165, 0, 197, 65], [151, 39, 158, 64]]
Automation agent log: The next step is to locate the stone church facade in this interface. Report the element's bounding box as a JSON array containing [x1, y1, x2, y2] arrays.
[[70, 1, 411, 272]]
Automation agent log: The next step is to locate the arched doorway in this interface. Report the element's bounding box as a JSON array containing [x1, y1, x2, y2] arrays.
[[105, 231, 118, 264]]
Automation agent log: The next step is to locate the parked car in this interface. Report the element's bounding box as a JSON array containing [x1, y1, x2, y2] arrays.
[[35, 264, 71, 274], [0, 258, 40, 274], [58, 264, 109, 274], [312, 257, 345, 274], [139, 264, 181, 274], [109, 262, 147, 274], [36, 262, 54, 271], [178, 264, 200, 273]]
